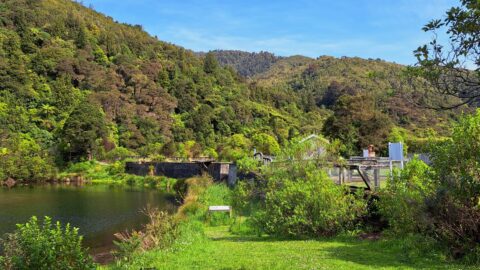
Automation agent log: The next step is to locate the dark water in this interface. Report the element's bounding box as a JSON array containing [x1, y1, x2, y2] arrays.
[[0, 184, 176, 250]]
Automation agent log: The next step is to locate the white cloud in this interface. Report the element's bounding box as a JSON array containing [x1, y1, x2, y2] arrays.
[[155, 26, 415, 63]]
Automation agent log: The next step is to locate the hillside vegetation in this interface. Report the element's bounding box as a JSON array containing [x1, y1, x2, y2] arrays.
[[0, 0, 470, 181], [249, 55, 467, 155], [207, 50, 281, 77]]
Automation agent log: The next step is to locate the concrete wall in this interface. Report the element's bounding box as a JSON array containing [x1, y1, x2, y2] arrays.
[[125, 162, 237, 184]]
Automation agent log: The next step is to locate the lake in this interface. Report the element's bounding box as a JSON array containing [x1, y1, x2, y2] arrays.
[[0, 184, 176, 253]]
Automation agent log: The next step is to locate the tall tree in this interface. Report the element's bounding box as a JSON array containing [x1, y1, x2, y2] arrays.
[[413, 0, 480, 109], [203, 52, 218, 74], [61, 101, 108, 161]]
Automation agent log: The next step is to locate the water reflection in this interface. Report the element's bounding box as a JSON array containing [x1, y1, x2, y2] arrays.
[[0, 184, 176, 249]]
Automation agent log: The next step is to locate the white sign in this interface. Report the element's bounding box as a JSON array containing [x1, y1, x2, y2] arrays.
[[208, 206, 231, 211], [389, 142, 404, 161]]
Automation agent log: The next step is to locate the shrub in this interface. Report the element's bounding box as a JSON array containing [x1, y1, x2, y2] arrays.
[[0, 216, 95, 270], [0, 134, 57, 182], [236, 157, 261, 173], [426, 111, 480, 259], [378, 157, 434, 234], [114, 209, 179, 262], [258, 162, 366, 237], [379, 110, 480, 260], [63, 160, 96, 174], [232, 181, 255, 215], [176, 176, 213, 220], [106, 160, 125, 175]]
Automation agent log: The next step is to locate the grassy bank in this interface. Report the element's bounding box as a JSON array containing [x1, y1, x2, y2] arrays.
[[104, 177, 471, 270], [59, 161, 176, 189]]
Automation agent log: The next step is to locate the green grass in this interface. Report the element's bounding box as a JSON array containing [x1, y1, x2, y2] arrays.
[[101, 180, 476, 270], [59, 161, 177, 189], [105, 225, 471, 270]]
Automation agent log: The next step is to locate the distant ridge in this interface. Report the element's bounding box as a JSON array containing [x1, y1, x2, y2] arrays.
[[198, 50, 283, 77]]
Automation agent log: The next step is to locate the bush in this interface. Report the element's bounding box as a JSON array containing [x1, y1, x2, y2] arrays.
[[258, 163, 366, 237], [231, 181, 256, 215], [378, 157, 434, 234], [378, 110, 480, 260], [176, 176, 213, 220], [114, 209, 179, 262], [63, 160, 96, 174], [105, 147, 135, 161], [426, 111, 480, 259], [0, 134, 57, 182], [0, 216, 95, 270]]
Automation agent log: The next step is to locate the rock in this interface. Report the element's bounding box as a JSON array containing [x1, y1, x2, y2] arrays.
[[4, 177, 16, 188]]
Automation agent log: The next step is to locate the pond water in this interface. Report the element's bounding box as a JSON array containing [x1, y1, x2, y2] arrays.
[[0, 184, 176, 251]]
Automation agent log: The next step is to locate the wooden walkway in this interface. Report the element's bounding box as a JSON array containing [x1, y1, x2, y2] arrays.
[[331, 157, 401, 191]]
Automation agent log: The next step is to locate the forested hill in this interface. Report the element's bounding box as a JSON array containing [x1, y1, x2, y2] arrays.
[[203, 50, 282, 77], [248, 55, 467, 154], [0, 0, 466, 181]]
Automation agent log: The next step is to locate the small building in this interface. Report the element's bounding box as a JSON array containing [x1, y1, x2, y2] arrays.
[[298, 134, 329, 160]]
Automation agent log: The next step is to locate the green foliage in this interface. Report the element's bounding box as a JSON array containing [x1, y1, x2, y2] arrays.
[[209, 50, 280, 77], [413, 0, 480, 109], [0, 133, 56, 181], [378, 157, 433, 234], [203, 52, 218, 74], [0, 0, 462, 183], [430, 110, 480, 202], [0, 216, 95, 270], [218, 134, 252, 161], [105, 147, 135, 161], [236, 156, 261, 173], [113, 209, 179, 262], [252, 133, 280, 155], [425, 110, 480, 258], [0, 0, 310, 181], [259, 163, 367, 237], [323, 93, 393, 156], [61, 101, 108, 161], [379, 111, 480, 260], [199, 184, 233, 226]]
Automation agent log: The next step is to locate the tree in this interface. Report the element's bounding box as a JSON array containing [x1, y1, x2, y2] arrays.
[[413, 0, 480, 109], [203, 52, 218, 74], [0, 133, 56, 181], [252, 133, 280, 155], [61, 101, 108, 161], [323, 93, 392, 156]]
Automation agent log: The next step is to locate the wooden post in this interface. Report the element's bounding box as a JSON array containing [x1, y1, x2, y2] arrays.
[[338, 167, 342, 185], [374, 168, 380, 190], [348, 169, 352, 183]]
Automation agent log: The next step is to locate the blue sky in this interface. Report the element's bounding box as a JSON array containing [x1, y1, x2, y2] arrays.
[[81, 0, 457, 65]]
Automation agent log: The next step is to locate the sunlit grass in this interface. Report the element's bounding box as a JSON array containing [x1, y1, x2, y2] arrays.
[[104, 225, 471, 270]]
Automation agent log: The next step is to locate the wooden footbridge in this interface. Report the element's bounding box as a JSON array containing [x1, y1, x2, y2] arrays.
[[331, 157, 403, 191]]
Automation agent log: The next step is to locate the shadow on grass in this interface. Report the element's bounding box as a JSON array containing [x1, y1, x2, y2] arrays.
[[322, 239, 451, 269], [211, 233, 463, 269], [210, 232, 314, 242]]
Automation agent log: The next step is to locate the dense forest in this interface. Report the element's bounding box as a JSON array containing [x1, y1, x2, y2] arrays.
[[0, 0, 471, 181], [203, 50, 281, 78]]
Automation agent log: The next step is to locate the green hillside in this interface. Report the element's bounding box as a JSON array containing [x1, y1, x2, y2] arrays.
[[0, 0, 468, 181], [207, 50, 281, 77], [249, 55, 467, 155]]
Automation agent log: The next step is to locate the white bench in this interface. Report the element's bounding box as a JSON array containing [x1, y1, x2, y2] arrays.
[[208, 205, 232, 218]]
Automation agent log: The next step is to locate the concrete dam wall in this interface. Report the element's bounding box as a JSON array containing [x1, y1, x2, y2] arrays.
[[125, 162, 237, 186]]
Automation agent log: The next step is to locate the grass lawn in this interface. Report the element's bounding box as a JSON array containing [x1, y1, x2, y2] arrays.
[[107, 225, 471, 270]]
